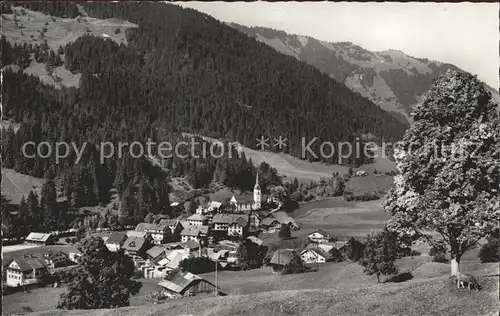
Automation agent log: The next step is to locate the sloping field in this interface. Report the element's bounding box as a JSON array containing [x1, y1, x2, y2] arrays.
[[28, 265, 498, 316], [181, 133, 396, 182], [1, 168, 45, 205], [1, 7, 138, 88]]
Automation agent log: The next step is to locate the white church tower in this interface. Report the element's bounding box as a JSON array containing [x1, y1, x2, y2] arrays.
[[253, 172, 262, 209]]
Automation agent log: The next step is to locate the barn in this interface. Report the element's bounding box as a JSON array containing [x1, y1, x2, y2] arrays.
[[158, 270, 225, 298]]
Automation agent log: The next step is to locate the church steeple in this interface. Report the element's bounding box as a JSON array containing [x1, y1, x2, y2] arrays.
[[253, 172, 261, 209]]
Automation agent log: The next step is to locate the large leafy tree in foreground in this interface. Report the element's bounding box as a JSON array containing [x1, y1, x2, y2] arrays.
[[384, 70, 500, 276], [57, 236, 141, 309]]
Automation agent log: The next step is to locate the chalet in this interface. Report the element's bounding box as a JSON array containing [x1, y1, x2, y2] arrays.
[[43, 251, 68, 269], [180, 227, 206, 244], [212, 214, 250, 237], [25, 232, 54, 246], [105, 232, 128, 252], [5, 255, 48, 287], [186, 214, 208, 226], [260, 217, 281, 232], [159, 219, 183, 241], [300, 248, 333, 264], [308, 229, 332, 244], [271, 212, 299, 230], [355, 170, 368, 177], [146, 245, 167, 263], [269, 249, 296, 274], [122, 237, 149, 257], [158, 270, 224, 298], [135, 222, 170, 244]]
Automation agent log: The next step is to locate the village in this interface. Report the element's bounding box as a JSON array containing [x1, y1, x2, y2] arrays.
[[2, 173, 351, 303]]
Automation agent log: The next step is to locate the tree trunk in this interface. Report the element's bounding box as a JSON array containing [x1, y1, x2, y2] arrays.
[[450, 257, 460, 277]]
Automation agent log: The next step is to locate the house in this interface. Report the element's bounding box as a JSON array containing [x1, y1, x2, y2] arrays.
[[105, 232, 128, 252], [158, 270, 224, 298], [300, 248, 333, 264], [212, 214, 250, 237], [68, 252, 82, 263], [43, 251, 68, 268], [355, 170, 368, 177], [308, 229, 332, 244], [180, 227, 206, 244], [25, 232, 54, 246], [247, 236, 263, 247], [269, 249, 296, 274], [5, 255, 48, 287], [159, 219, 183, 241], [271, 212, 299, 230], [260, 217, 281, 232], [122, 237, 149, 257], [146, 245, 167, 263], [186, 214, 208, 226], [135, 222, 171, 244], [230, 174, 262, 212]]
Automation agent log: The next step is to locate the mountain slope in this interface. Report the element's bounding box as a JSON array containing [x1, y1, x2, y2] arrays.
[[2, 2, 407, 169], [230, 23, 498, 124]]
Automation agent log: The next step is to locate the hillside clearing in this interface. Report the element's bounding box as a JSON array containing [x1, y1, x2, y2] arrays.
[[1, 168, 46, 205]]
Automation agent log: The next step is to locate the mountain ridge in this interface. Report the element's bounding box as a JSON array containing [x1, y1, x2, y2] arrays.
[[229, 23, 499, 124]]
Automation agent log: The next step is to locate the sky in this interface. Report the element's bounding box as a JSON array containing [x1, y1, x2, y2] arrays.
[[176, 2, 498, 88]]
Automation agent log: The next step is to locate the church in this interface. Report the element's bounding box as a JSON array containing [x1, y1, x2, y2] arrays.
[[229, 173, 262, 212]]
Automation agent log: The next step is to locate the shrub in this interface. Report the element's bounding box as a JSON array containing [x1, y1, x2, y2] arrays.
[[21, 306, 33, 312], [179, 257, 216, 274], [114, 27, 121, 34], [478, 238, 500, 263], [362, 230, 399, 278]]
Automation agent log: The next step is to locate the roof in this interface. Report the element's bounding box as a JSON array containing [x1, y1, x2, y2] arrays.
[[187, 214, 208, 221], [301, 248, 333, 260], [309, 229, 330, 237], [122, 237, 147, 252], [247, 236, 263, 246], [165, 252, 188, 270], [198, 225, 209, 235], [184, 239, 200, 249], [26, 232, 52, 242], [231, 195, 255, 204], [159, 219, 180, 227], [10, 255, 47, 271], [135, 223, 156, 232], [158, 270, 214, 294], [106, 232, 127, 245], [272, 212, 298, 227], [212, 214, 249, 225], [147, 246, 166, 259], [208, 201, 222, 209], [261, 217, 279, 226], [181, 227, 201, 237], [126, 231, 148, 238], [270, 249, 295, 266]]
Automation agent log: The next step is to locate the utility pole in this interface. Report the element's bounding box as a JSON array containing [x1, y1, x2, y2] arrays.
[[215, 257, 218, 297], [316, 242, 319, 271]]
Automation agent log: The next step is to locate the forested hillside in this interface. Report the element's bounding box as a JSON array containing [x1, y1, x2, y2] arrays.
[[1, 2, 407, 234]]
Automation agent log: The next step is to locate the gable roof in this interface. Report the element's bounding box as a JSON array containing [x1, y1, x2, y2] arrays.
[[309, 229, 330, 237], [10, 255, 47, 271], [247, 236, 263, 246], [272, 212, 298, 227], [300, 248, 333, 260], [270, 249, 295, 266], [122, 237, 147, 252], [159, 219, 180, 227], [231, 195, 255, 204], [106, 232, 127, 245], [26, 232, 52, 242], [212, 214, 249, 225], [126, 230, 148, 238], [261, 217, 279, 226], [187, 214, 207, 221], [147, 246, 166, 259], [181, 227, 201, 237], [158, 270, 208, 294], [135, 223, 156, 232]]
